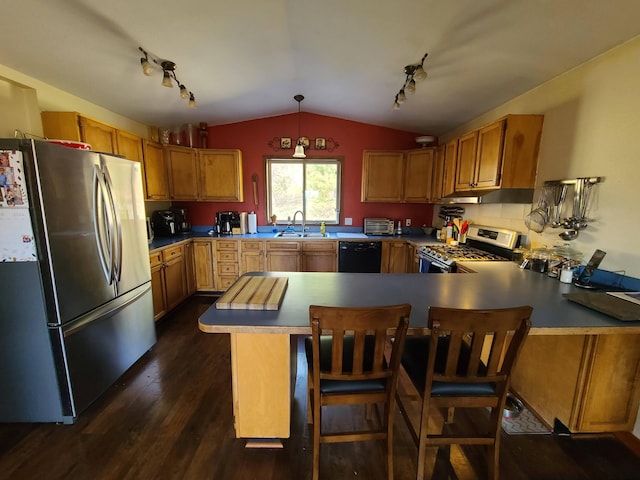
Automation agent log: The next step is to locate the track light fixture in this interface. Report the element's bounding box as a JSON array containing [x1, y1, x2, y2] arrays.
[[293, 94, 306, 158], [138, 47, 196, 108], [393, 53, 428, 110]]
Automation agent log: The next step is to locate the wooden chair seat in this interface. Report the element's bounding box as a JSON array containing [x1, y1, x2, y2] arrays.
[[306, 304, 411, 480]]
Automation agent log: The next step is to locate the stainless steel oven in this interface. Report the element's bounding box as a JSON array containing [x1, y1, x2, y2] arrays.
[[417, 225, 520, 273]]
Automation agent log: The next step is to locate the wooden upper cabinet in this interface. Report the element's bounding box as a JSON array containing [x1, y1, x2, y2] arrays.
[[361, 151, 405, 202], [362, 149, 435, 203], [165, 145, 199, 200], [453, 114, 544, 192], [431, 145, 445, 201], [116, 130, 143, 162], [142, 140, 169, 200], [403, 148, 434, 203], [41, 111, 117, 154], [475, 120, 505, 188], [79, 117, 118, 154], [198, 149, 244, 201], [442, 139, 458, 198], [116, 130, 145, 193], [455, 131, 478, 191]]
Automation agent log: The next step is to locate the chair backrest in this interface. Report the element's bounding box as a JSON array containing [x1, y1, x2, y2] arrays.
[[426, 306, 532, 389], [309, 304, 411, 383]]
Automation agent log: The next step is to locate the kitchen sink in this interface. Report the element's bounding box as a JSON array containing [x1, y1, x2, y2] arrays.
[[273, 232, 329, 238], [303, 232, 329, 238]]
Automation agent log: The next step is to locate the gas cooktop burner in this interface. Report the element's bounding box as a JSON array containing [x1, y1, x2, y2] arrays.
[[419, 245, 509, 262]]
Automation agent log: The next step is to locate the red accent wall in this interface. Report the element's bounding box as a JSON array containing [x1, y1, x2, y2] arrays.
[[177, 113, 436, 229]]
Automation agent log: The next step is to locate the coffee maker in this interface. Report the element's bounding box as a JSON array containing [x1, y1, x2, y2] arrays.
[[151, 210, 176, 236], [170, 207, 191, 233], [216, 211, 240, 235]]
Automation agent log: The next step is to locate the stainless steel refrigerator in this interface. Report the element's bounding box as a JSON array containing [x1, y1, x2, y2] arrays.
[[0, 139, 156, 423]]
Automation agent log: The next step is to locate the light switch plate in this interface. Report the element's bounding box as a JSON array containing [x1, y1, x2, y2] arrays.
[[405, 218, 411, 227], [345, 217, 353, 225]]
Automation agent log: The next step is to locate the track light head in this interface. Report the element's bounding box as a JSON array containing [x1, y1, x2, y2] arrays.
[[138, 46, 196, 108], [392, 52, 429, 110]]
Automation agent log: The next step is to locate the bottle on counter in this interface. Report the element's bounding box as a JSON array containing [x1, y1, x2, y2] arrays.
[[445, 220, 453, 244], [320, 222, 326, 235], [396, 221, 402, 235]]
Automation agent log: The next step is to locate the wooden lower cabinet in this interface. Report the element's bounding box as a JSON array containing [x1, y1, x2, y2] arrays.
[[193, 239, 215, 291], [512, 333, 640, 432], [407, 243, 419, 273], [240, 240, 265, 274], [301, 241, 337, 272], [215, 240, 240, 291], [149, 244, 188, 321], [381, 241, 409, 273], [266, 241, 301, 272], [230, 333, 297, 440], [184, 241, 196, 296], [149, 251, 167, 321]]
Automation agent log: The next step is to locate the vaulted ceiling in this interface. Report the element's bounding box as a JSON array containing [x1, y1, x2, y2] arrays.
[[3, 0, 640, 135]]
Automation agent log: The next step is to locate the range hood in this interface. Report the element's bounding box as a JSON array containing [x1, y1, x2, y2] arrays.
[[439, 188, 535, 204]]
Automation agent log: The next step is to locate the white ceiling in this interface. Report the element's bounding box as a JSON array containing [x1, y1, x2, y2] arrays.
[[3, 0, 640, 135]]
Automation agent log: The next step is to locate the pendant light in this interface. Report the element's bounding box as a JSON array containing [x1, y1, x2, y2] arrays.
[[293, 94, 306, 158]]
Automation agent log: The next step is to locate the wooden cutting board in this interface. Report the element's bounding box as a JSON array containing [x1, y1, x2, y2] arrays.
[[216, 276, 288, 310]]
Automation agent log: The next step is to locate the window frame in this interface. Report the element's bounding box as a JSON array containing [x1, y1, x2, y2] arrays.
[[264, 155, 343, 225]]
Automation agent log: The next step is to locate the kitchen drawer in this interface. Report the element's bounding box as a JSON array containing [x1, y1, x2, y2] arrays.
[[217, 251, 239, 262], [149, 252, 163, 268], [218, 263, 239, 275], [241, 241, 263, 251], [218, 276, 239, 290], [302, 240, 337, 252], [162, 245, 184, 261], [217, 240, 238, 250], [267, 241, 300, 251]]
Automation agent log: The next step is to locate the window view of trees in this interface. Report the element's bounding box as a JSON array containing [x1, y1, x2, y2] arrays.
[[267, 158, 341, 224]]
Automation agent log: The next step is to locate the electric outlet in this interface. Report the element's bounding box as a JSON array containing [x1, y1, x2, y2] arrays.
[[405, 218, 411, 227], [345, 217, 353, 225]]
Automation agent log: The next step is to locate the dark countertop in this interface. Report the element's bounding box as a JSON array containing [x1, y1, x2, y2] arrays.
[[198, 267, 640, 336], [148, 231, 435, 251]]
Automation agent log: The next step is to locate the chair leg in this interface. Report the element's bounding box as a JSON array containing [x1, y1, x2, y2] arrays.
[[487, 406, 501, 480], [312, 398, 321, 480], [416, 404, 431, 480], [386, 402, 395, 480], [487, 443, 498, 480], [307, 374, 313, 424]]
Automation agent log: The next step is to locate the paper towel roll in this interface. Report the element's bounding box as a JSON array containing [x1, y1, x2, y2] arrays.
[[248, 212, 258, 234], [240, 212, 248, 234]]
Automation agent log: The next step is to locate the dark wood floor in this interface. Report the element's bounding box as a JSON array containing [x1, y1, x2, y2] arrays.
[[1, 296, 640, 480]]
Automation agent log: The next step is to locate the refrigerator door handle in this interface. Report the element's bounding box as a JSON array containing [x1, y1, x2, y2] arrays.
[[102, 164, 123, 286], [93, 164, 114, 283], [60, 283, 151, 337]]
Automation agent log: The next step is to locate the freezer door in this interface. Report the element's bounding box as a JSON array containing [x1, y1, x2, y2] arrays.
[[99, 153, 151, 296], [54, 283, 156, 418], [32, 141, 116, 324]]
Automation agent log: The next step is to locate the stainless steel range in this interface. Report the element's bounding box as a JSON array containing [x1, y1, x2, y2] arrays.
[[418, 225, 521, 273]]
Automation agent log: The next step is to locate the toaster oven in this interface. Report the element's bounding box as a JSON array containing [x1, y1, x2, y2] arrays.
[[363, 218, 394, 235]]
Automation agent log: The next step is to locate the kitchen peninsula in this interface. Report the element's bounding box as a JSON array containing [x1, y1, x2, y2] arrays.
[[198, 267, 640, 445]]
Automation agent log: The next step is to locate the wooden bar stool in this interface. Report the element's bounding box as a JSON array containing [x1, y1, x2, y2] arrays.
[[306, 304, 411, 480], [397, 306, 532, 480]]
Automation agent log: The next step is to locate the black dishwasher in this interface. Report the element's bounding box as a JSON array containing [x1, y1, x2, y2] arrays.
[[338, 241, 382, 273]]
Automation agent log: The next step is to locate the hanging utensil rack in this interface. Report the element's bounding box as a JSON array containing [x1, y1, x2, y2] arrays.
[[543, 177, 604, 240]]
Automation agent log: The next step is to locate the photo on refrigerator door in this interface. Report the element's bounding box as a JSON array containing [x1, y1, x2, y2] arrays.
[[0, 150, 28, 207], [0, 150, 35, 262]]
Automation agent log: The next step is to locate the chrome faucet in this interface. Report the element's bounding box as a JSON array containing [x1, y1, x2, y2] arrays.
[[292, 210, 306, 233]]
